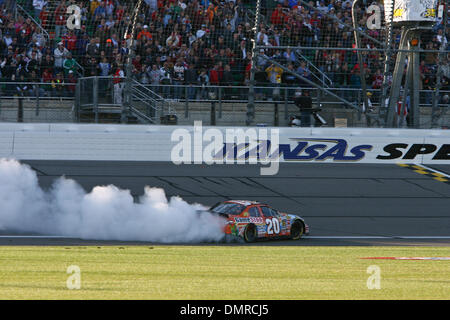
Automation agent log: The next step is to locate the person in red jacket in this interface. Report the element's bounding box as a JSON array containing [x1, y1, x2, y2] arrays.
[[209, 63, 220, 85], [54, 0, 67, 40], [62, 30, 77, 52], [271, 5, 286, 26], [208, 63, 222, 100], [113, 64, 125, 105], [137, 25, 152, 41]]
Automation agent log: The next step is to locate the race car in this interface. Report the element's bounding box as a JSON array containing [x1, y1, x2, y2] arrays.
[[208, 200, 309, 242]]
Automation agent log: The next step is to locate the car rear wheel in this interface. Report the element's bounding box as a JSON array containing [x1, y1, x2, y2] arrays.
[[243, 224, 257, 243], [290, 221, 304, 240]]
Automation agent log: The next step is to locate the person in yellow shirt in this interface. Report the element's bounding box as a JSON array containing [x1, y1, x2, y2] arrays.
[[265, 63, 283, 100], [265, 63, 283, 84], [90, 0, 101, 15]]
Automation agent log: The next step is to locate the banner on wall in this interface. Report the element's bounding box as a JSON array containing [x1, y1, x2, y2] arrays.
[[0, 124, 448, 165], [384, 0, 438, 23]]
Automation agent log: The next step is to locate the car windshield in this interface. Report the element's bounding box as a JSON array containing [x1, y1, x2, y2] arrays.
[[210, 202, 245, 215]]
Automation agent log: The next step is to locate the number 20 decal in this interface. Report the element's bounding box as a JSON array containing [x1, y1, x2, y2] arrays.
[[265, 218, 280, 235]]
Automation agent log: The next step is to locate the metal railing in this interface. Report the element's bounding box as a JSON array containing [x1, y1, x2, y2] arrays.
[[136, 83, 449, 127], [130, 79, 168, 123], [16, 4, 50, 45], [1, 81, 448, 126], [142, 83, 449, 103], [74, 76, 172, 124], [294, 49, 333, 88], [2, 82, 448, 106]]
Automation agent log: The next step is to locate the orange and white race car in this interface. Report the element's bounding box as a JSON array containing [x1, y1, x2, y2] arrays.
[[208, 200, 309, 242]]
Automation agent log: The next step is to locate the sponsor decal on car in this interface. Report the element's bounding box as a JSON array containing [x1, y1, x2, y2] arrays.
[[234, 218, 250, 224], [256, 225, 267, 235], [249, 217, 264, 224], [229, 223, 239, 236]]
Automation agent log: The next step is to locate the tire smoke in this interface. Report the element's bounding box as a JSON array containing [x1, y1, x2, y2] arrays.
[[0, 159, 225, 243]]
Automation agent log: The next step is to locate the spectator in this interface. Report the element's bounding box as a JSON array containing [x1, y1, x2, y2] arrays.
[[265, 63, 283, 99], [173, 58, 186, 99], [87, 37, 100, 59], [222, 64, 233, 99], [185, 63, 198, 99], [54, 42, 69, 73], [41, 67, 55, 96], [148, 64, 162, 93], [85, 56, 99, 76], [40, 53, 54, 74], [62, 30, 77, 52], [98, 57, 111, 76], [15, 73, 29, 96], [53, 72, 67, 97], [113, 64, 125, 104], [54, 0, 67, 40], [160, 62, 172, 98], [271, 5, 286, 26], [63, 52, 77, 76], [31, 28, 46, 48], [32, 0, 47, 21], [294, 90, 313, 127], [0, 0, 445, 103], [198, 68, 209, 99], [66, 70, 77, 95], [138, 25, 152, 41]]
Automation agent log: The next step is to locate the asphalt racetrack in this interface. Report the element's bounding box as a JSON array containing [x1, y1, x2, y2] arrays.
[[1, 161, 449, 246]]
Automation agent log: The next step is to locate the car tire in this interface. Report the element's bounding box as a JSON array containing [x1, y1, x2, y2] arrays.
[[243, 224, 257, 243], [290, 221, 304, 240]]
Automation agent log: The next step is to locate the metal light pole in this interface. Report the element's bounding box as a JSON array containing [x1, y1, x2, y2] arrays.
[[385, 27, 430, 128], [352, 0, 370, 125], [383, 0, 439, 128], [246, 0, 262, 126], [379, 0, 395, 126], [122, 0, 142, 123], [431, 4, 448, 128]]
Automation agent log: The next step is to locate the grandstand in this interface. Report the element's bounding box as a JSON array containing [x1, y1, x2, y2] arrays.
[[0, 0, 448, 127]]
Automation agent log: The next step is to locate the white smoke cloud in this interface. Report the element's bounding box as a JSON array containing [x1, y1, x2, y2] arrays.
[[0, 159, 225, 243]]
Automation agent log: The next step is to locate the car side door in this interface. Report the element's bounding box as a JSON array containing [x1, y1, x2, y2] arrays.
[[260, 206, 281, 237], [247, 206, 264, 238]]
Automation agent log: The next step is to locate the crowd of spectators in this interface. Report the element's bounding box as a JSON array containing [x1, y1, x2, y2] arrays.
[[0, 0, 448, 103]]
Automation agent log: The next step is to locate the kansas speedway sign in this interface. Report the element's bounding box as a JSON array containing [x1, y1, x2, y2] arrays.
[[170, 125, 449, 165], [212, 138, 449, 163]]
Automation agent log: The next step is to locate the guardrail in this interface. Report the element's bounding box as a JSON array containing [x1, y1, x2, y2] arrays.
[[1, 82, 448, 124], [2, 82, 448, 104]]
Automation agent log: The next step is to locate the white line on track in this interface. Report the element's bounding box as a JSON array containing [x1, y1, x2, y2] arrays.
[[415, 164, 450, 178], [305, 236, 450, 239], [0, 235, 449, 240], [0, 236, 75, 239]]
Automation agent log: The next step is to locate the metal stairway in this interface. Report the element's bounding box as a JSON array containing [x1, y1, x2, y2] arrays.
[[75, 76, 172, 124]]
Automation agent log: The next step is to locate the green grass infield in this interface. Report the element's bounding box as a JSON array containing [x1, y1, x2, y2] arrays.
[[0, 246, 449, 299]]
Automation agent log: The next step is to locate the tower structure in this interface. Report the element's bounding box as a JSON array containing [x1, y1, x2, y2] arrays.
[[384, 0, 440, 128]]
